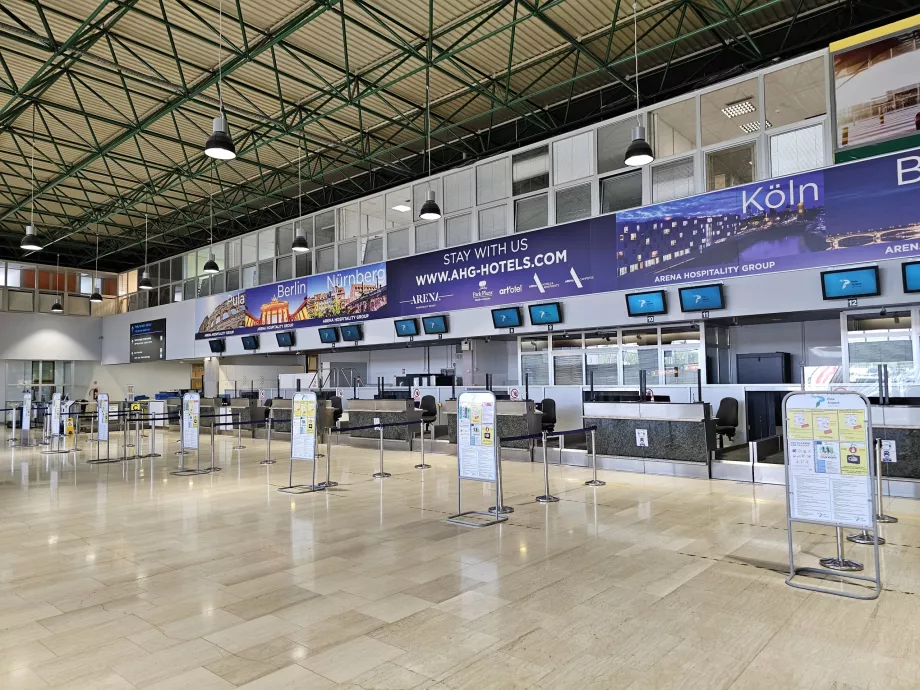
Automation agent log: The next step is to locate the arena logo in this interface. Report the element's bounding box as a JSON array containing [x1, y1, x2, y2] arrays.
[[409, 291, 441, 305]]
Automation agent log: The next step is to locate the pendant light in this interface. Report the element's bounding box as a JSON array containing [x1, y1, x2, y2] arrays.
[[138, 213, 154, 290], [624, 0, 655, 167], [203, 177, 220, 274], [418, 31, 441, 221], [90, 233, 103, 303], [292, 143, 310, 254], [22, 105, 43, 251], [204, 0, 236, 160], [51, 254, 63, 313]]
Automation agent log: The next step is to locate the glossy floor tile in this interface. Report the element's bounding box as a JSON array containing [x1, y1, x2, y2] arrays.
[[0, 429, 915, 689]]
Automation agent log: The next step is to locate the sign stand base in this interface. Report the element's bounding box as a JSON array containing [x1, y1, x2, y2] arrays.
[[847, 530, 885, 545], [447, 510, 508, 528]]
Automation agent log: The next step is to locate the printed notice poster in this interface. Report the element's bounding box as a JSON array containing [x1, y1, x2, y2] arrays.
[[291, 392, 317, 460], [784, 393, 873, 528], [51, 392, 62, 436], [21, 391, 31, 431], [182, 392, 200, 450], [457, 393, 497, 482], [97, 393, 109, 442], [881, 439, 897, 463]]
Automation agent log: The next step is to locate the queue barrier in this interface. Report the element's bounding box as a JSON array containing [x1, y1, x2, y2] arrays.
[[501, 426, 599, 503]]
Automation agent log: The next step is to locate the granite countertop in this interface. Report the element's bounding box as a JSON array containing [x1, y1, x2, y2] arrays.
[[582, 414, 706, 422]]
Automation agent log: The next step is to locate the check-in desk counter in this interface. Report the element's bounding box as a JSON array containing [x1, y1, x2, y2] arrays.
[[869, 405, 920, 480], [443, 400, 542, 449], [199, 398, 220, 428], [166, 397, 182, 431], [583, 402, 714, 465], [267, 399, 293, 437], [230, 398, 259, 437], [347, 399, 422, 441]]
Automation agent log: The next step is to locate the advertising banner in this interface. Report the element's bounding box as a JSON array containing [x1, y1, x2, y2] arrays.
[[291, 392, 317, 461], [183, 392, 200, 450], [22, 391, 31, 431], [51, 393, 61, 436], [195, 263, 387, 339], [97, 393, 109, 442]]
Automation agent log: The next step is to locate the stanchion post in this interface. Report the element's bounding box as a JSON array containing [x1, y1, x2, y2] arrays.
[[233, 412, 245, 449], [415, 421, 430, 469], [373, 426, 391, 478], [585, 428, 605, 487], [319, 432, 337, 488], [535, 431, 559, 503], [820, 527, 863, 571], [488, 445, 514, 514], [875, 439, 897, 524], [261, 411, 276, 465]]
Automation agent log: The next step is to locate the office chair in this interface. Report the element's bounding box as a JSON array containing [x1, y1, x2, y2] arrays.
[[330, 396, 344, 427], [539, 398, 556, 434], [420, 395, 438, 432], [714, 397, 739, 448]]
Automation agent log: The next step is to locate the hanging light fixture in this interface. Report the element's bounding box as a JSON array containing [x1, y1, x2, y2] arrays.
[[203, 175, 220, 273], [204, 0, 236, 160], [624, 0, 655, 167], [51, 254, 63, 313], [22, 105, 43, 251], [292, 143, 310, 254], [418, 32, 441, 221], [138, 213, 153, 290], [90, 233, 103, 303]]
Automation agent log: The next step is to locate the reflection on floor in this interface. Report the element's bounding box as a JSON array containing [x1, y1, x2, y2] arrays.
[[1, 430, 918, 689]]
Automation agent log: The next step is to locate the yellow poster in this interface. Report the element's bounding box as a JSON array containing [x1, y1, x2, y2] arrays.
[[471, 404, 481, 424], [812, 410, 839, 441], [838, 410, 867, 443], [307, 402, 316, 416], [786, 409, 814, 440], [65, 418, 75, 436], [131, 402, 141, 411], [481, 425, 494, 446], [841, 442, 869, 476]]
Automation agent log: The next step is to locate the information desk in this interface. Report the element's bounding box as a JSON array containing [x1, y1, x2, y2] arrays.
[[346, 399, 422, 441], [443, 400, 542, 449], [582, 401, 714, 465]]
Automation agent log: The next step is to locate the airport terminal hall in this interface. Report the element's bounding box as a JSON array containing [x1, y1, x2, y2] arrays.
[[9, 2, 920, 689]]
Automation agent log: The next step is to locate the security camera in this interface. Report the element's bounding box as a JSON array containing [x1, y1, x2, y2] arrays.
[[880, 308, 888, 317]]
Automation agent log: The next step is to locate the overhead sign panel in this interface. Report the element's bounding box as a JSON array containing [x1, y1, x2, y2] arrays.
[[130, 319, 167, 362]]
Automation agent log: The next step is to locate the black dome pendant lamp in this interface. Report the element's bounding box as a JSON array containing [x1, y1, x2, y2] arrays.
[[292, 143, 310, 254], [624, 0, 655, 167], [204, 0, 236, 161], [418, 18, 440, 222], [138, 214, 154, 290]]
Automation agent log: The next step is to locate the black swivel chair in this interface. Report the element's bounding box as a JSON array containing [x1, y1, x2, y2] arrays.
[[714, 397, 739, 448], [420, 395, 438, 433], [539, 398, 556, 434], [330, 396, 343, 427]]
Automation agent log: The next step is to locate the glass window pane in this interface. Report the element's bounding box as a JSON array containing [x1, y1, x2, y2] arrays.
[[847, 312, 913, 385], [183, 279, 196, 300], [445, 214, 471, 247], [555, 183, 591, 224], [227, 240, 241, 267], [662, 349, 700, 384], [79, 273, 92, 294], [362, 236, 383, 264], [338, 240, 357, 269], [158, 285, 170, 305], [295, 252, 312, 278], [661, 325, 700, 345], [600, 171, 642, 214], [586, 352, 618, 385], [196, 247, 210, 275], [553, 132, 592, 185], [387, 227, 410, 259], [701, 78, 759, 146], [211, 272, 226, 295], [706, 142, 756, 191], [385, 187, 413, 225], [258, 229, 274, 261], [479, 205, 507, 240], [198, 276, 210, 297], [316, 246, 335, 273], [652, 157, 694, 203], [514, 194, 548, 232], [315, 211, 335, 246], [258, 260, 273, 285], [770, 123, 824, 177], [242, 264, 257, 288], [276, 223, 294, 254], [622, 348, 659, 386], [476, 158, 509, 205], [765, 57, 826, 129], [361, 196, 389, 234], [276, 256, 293, 282], [338, 203, 359, 240], [443, 169, 474, 213], [553, 354, 584, 385], [521, 353, 549, 385], [226, 267, 240, 291], [650, 100, 696, 157], [623, 328, 659, 346], [127, 270, 137, 293], [242, 234, 258, 264], [415, 221, 439, 253], [185, 253, 197, 279], [597, 119, 636, 174], [586, 330, 618, 347], [159, 259, 170, 283], [170, 257, 183, 282], [512, 146, 549, 195], [173, 284, 183, 302]]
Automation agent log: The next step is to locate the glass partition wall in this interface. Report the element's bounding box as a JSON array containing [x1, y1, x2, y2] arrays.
[[5, 360, 76, 405]]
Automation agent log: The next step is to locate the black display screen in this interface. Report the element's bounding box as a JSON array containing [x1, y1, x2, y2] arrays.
[[209, 339, 226, 353], [241, 335, 259, 350], [130, 319, 166, 362], [276, 331, 296, 347]]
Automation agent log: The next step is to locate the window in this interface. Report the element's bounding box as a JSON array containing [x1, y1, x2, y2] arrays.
[[652, 158, 694, 203], [276, 256, 293, 282], [170, 257, 183, 283], [158, 285, 171, 306], [361, 196, 389, 234], [479, 205, 507, 240], [362, 236, 383, 264], [413, 179, 441, 219], [315, 211, 335, 246], [553, 132, 592, 185], [515, 194, 548, 232], [521, 336, 549, 385], [316, 246, 334, 273], [242, 264, 257, 288], [443, 169, 474, 213], [173, 284, 183, 302], [338, 240, 357, 269], [770, 124, 824, 177], [226, 267, 240, 291], [555, 183, 591, 224], [339, 204, 359, 240], [276, 223, 294, 254], [701, 78, 760, 146], [242, 234, 258, 265], [8, 263, 33, 289], [512, 146, 549, 195], [196, 247, 210, 275], [446, 214, 471, 247], [211, 272, 226, 294], [387, 227, 410, 258], [554, 354, 584, 385], [706, 142, 756, 191], [764, 57, 826, 129], [847, 313, 913, 385], [476, 158, 508, 205], [295, 252, 312, 278], [79, 273, 92, 294], [258, 260, 273, 285], [650, 100, 696, 157], [622, 348, 660, 386], [385, 187, 413, 226], [183, 279, 196, 300], [258, 229, 274, 261], [226, 240, 241, 267], [600, 171, 642, 214], [415, 221, 439, 253], [597, 119, 637, 174], [198, 277, 210, 297]]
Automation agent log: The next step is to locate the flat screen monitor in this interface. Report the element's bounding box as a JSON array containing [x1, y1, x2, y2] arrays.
[[903, 261, 920, 293], [241, 335, 259, 350], [129, 318, 167, 362], [625, 290, 667, 317], [491, 307, 522, 329], [208, 338, 225, 353], [394, 318, 419, 337], [275, 331, 295, 347], [318, 327, 339, 344], [821, 266, 880, 300], [678, 284, 725, 312], [340, 324, 363, 342], [528, 302, 562, 325], [422, 315, 449, 335]]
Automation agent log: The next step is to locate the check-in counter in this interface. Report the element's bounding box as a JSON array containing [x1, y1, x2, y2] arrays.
[[346, 399, 422, 441], [199, 398, 220, 428], [583, 401, 714, 465], [442, 399, 542, 449], [863, 405, 920, 480], [229, 398, 260, 437], [268, 398, 293, 434]]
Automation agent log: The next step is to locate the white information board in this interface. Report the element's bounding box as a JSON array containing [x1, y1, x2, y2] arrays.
[[51, 393, 62, 435], [97, 393, 109, 442], [291, 392, 317, 460], [457, 391, 498, 482], [22, 391, 31, 431], [183, 392, 200, 450], [126, 384, 135, 402], [784, 392, 874, 528]]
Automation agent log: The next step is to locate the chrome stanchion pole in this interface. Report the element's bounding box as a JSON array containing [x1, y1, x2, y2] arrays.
[[849, 440, 890, 545], [373, 426, 391, 478], [820, 526, 863, 571], [319, 431, 337, 487], [261, 412, 276, 465], [585, 428, 605, 487], [134, 412, 142, 459], [233, 412, 245, 450], [148, 413, 160, 458], [535, 431, 559, 503], [415, 421, 430, 469], [488, 445, 514, 514]]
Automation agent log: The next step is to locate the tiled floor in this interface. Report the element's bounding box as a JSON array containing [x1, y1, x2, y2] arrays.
[[1, 430, 918, 689]]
